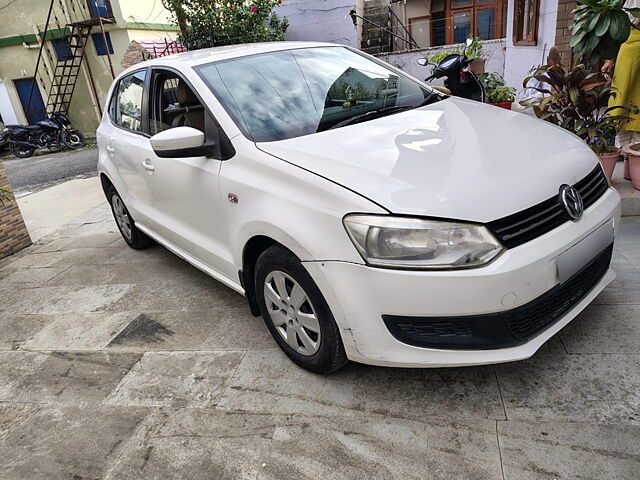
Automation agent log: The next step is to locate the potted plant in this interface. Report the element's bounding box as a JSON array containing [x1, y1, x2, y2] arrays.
[[479, 73, 515, 109], [521, 64, 634, 180], [423, 36, 484, 72], [622, 142, 640, 189]]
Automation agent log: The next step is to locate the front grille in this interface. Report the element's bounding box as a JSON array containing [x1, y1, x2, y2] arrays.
[[506, 243, 612, 340], [487, 166, 608, 249], [383, 244, 613, 350]]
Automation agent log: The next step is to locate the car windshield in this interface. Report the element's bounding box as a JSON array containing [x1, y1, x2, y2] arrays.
[[195, 46, 444, 142]]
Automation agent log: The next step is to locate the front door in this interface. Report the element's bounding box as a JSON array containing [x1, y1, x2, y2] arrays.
[[141, 69, 236, 279], [14, 78, 46, 124]]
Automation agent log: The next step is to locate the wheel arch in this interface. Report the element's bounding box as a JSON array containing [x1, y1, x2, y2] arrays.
[[241, 234, 307, 317]]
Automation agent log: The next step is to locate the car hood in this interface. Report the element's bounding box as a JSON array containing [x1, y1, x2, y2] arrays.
[[256, 97, 599, 222]]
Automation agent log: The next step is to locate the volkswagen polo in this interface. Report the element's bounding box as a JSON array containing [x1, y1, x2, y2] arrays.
[[97, 42, 621, 373]]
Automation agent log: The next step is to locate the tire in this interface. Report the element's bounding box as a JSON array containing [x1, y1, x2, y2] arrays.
[[9, 142, 35, 158], [255, 245, 347, 374], [107, 186, 154, 249], [62, 129, 86, 150]]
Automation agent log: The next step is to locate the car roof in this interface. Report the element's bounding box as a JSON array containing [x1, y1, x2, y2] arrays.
[[122, 41, 342, 75]]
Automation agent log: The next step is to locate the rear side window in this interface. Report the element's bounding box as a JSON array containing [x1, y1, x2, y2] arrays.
[[110, 70, 146, 132]]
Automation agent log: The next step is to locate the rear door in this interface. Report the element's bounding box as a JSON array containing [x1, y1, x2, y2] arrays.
[[102, 69, 155, 222]]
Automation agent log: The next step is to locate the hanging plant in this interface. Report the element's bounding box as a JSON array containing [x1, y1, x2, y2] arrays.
[[570, 0, 640, 67]]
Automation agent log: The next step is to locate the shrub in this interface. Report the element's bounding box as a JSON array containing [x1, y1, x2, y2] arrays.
[[162, 0, 288, 50]]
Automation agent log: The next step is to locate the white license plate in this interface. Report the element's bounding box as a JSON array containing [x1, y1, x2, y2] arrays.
[[556, 220, 614, 283]]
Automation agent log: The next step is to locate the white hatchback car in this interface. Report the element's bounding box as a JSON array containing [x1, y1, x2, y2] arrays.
[[97, 42, 620, 373]]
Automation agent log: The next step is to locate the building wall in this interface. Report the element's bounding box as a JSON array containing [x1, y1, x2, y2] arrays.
[[503, 0, 558, 89], [275, 0, 358, 47], [0, 0, 177, 136], [0, 162, 31, 259], [554, 0, 576, 67], [376, 39, 507, 83]]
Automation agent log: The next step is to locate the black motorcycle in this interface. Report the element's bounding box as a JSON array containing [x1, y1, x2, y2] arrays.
[[6, 112, 86, 158], [417, 40, 485, 103]]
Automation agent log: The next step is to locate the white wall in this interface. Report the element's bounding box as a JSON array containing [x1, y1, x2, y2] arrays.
[[376, 39, 507, 84], [503, 0, 558, 91], [0, 80, 19, 125], [275, 0, 358, 47]]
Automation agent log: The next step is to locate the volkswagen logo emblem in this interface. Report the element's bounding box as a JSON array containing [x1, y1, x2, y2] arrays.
[[559, 185, 584, 220]]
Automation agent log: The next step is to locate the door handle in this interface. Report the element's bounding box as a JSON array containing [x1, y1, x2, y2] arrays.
[[142, 159, 155, 172], [106, 145, 115, 153]]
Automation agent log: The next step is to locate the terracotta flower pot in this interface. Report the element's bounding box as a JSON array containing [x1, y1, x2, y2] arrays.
[[490, 101, 512, 110], [623, 158, 631, 181], [598, 147, 620, 182], [622, 142, 640, 190]]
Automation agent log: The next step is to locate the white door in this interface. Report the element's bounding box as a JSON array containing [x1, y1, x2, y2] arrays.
[[105, 69, 155, 223], [140, 69, 237, 279]]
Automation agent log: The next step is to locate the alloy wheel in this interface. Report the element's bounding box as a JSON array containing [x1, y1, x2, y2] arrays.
[[263, 270, 321, 356], [112, 195, 132, 240]]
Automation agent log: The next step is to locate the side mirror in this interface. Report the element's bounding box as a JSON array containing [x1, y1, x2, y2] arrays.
[[417, 58, 428, 66], [150, 126, 213, 158]]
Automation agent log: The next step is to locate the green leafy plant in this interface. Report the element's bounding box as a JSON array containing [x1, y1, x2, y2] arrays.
[[423, 36, 483, 64], [520, 64, 635, 154], [479, 72, 516, 103], [570, 0, 640, 66], [161, 0, 288, 50]]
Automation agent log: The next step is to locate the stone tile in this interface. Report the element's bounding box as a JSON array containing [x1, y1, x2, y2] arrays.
[[107, 409, 502, 480], [351, 364, 506, 422], [61, 232, 123, 251], [45, 256, 211, 287], [593, 267, 640, 305], [0, 351, 141, 405], [0, 266, 69, 287], [67, 203, 113, 225], [105, 309, 273, 352], [0, 405, 148, 480], [0, 403, 41, 440], [497, 354, 640, 424], [20, 312, 133, 351], [104, 244, 178, 265], [104, 351, 244, 408], [105, 280, 245, 313], [71, 219, 119, 236], [217, 350, 358, 417], [0, 284, 132, 315], [258, 415, 502, 480], [0, 314, 56, 350], [560, 305, 640, 354], [499, 420, 640, 480], [6, 247, 120, 270], [200, 308, 277, 351]]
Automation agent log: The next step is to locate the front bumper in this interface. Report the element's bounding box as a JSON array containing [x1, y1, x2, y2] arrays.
[[303, 188, 621, 368]]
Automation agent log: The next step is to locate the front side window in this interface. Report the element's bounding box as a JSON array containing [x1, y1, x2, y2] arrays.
[[196, 47, 442, 142], [111, 70, 145, 132]]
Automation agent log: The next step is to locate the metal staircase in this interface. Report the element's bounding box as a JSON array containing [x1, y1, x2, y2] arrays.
[[27, 0, 115, 118]]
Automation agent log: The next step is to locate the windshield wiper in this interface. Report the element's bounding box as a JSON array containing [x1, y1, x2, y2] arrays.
[[326, 105, 414, 130], [326, 92, 446, 131]]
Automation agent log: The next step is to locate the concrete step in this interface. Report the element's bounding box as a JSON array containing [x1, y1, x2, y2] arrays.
[[612, 161, 640, 217]]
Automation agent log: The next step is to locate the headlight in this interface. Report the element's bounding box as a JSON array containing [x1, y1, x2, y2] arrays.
[[343, 214, 503, 269]]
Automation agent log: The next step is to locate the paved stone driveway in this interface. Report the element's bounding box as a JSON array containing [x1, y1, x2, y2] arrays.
[[1, 203, 639, 479]]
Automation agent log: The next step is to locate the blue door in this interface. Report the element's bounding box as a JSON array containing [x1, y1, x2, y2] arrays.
[[14, 78, 46, 125], [88, 0, 111, 17]]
